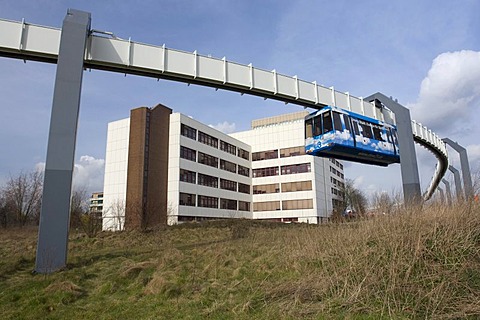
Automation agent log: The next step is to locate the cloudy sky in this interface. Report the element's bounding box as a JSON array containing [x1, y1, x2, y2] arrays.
[[1, 0, 479, 199]]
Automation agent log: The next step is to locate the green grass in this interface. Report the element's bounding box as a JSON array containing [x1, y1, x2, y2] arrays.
[[1, 203, 480, 319]]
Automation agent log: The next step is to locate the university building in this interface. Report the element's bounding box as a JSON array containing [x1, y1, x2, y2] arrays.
[[102, 104, 344, 230]]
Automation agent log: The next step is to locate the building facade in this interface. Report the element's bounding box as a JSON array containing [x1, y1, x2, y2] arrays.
[[231, 111, 344, 223], [89, 191, 104, 220], [102, 104, 344, 230]]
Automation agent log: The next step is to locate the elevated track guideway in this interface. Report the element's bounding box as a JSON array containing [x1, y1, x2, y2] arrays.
[[1, 11, 449, 273], [0, 17, 447, 200]]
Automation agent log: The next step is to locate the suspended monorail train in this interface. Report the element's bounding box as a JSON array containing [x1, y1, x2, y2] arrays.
[[305, 106, 400, 166]]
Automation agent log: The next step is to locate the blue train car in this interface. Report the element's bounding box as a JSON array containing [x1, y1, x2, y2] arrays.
[[305, 106, 400, 166]]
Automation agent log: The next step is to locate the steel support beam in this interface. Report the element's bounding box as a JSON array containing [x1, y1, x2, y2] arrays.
[[441, 179, 452, 206], [448, 165, 464, 201], [442, 138, 473, 200], [365, 93, 422, 206], [35, 9, 91, 273]]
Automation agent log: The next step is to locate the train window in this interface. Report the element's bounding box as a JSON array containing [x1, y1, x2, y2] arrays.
[[352, 120, 360, 135], [372, 126, 384, 141], [305, 119, 313, 138], [386, 129, 393, 143], [343, 115, 352, 132], [333, 112, 343, 131], [314, 116, 322, 136], [359, 123, 373, 139], [323, 112, 333, 133]]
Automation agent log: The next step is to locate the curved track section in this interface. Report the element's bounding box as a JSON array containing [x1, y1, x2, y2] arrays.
[[411, 121, 449, 200], [0, 18, 448, 200]]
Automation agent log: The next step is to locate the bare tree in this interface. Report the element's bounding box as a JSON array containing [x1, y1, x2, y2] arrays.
[[4, 170, 43, 226], [70, 187, 89, 229], [106, 199, 125, 231], [340, 179, 368, 216], [0, 190, 13, 228], [371, 191, 394, 214]]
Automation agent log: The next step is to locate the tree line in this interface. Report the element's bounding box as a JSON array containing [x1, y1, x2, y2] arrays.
[[0, 170, 101, 236]]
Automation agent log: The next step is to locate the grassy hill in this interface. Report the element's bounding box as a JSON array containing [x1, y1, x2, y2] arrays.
[[1, 203, 480, 319]]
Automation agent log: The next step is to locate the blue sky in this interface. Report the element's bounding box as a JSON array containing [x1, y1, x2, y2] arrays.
[[1, 0, 479, 199]]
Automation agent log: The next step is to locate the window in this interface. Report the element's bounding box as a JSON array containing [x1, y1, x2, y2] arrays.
[[181, 124, 196, 140], [238, 148, 250, 160], [198, 152, 218, 168], [281, 181, 312, 192], [198, 173, 218, 188], [281, 163, 311, 175], [179, 192, 195, 206], [220, 198, 237, 210], [220, 159, 236, 173], [238, 165, 250, 177], [253, 183, 280, 194], [280, 146, 305, 158], [238, 183, 250, 194], [305, 119, 313, 138], [180, 146, 196, 162], [314, 115, 322, 136], [253, 166, 279, 178], [252, 149, 278, 161], [333, 198, 345, 210], [198, 131, 218, 148], [238, 201, 250, 211], [220, 178, 237, 191], [180, 169, 196, 184], [220, 140, 236, 155], [282, 199, 313, 210], [323, 112, 333, 133], [253, 201, 280, 212], [333, 112, 343, 131], [198, 195, 218, 208], [344, 115, 352, 133], [372, 125, 385, 141], [359, 121, 373, 139]]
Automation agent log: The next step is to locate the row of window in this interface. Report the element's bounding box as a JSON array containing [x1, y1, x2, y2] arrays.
[[253, 181, 313, 194], [180, 146, 250, 177], [253, 199, 313, 212], [331, 187, 344, 198], [179, 192, 250, 211], [181, 124, 250, 160], [330, 166, 344, 179], [330, 177, 345, 189], [329, 158, 344, 170], [180, 169, 251, 194], [252, 146, 305, 161], [332, 198, 344, 210], [252, 163, 311, 178]]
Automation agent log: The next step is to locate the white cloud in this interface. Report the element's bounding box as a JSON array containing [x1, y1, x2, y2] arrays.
[[409, 50, 480, 136], [209, 121, 236, 134], [35, 155, 105, 195]]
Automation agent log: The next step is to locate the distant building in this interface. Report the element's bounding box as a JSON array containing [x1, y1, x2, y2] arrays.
[[102, 104, 345, 230], [89, 191, 104, 220]]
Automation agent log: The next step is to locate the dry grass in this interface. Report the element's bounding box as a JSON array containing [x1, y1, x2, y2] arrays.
[[0, 203, 479, 319]]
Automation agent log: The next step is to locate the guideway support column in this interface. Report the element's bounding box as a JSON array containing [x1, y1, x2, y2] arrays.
[[441, 179, 452, 206], [448, 165, 464, 202], [35, 9, 91, 273], [365, 93, 422, 206], [442, 138, 474, 200]]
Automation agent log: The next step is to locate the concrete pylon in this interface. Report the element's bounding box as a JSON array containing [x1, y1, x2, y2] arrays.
[[441, 179, 452, 206], [365, 93, 422, 206], [35, 9, 91, 273], [442, 138, 473, 200], [438, 187, 445, 204], [448, 165, 464, 202]]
